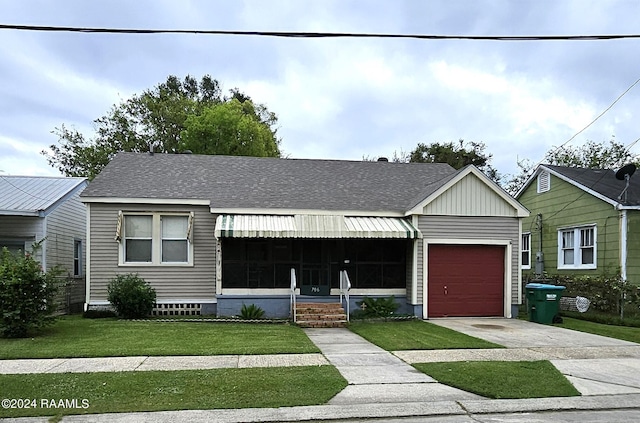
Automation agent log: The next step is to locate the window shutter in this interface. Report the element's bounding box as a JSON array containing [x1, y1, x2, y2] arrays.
[[186, 212, 195, 242], [115, 211, 123, 242]]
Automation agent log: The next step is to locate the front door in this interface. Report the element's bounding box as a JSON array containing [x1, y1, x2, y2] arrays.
[[300, 241, 331, 295]]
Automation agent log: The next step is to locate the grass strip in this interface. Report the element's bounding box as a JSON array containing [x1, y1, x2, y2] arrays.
[[0, 366, 347, 418], [414, 360, 580, 399], [349, 320, 503, 350], [557, 316, 640, 344], [0, 316, 319, 359]]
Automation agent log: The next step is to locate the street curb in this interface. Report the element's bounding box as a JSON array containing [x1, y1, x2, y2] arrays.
[[3, 394, 640, 423]]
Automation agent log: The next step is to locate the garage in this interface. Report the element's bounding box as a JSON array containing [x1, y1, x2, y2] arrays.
[[427, 244, 505, 318]]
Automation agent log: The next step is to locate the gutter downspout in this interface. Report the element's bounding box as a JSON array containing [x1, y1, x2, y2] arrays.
[[620, 209, 628, 281], [85, 203, 91, 311], [411, 215, 419, 306]]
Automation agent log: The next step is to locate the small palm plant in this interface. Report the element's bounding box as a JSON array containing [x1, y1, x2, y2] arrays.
[[240, 303, 265, 319]]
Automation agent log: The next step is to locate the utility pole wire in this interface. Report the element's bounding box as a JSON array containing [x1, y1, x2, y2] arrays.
[[1, 24, 640, 41]]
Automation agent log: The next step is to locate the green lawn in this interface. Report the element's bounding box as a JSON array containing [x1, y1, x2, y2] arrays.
[[557, 317, 640, 344], [414, 361, 580, 399], [348, 320, 503, 350], [0, 366, 347, 418], [0, 316, 319, 359]]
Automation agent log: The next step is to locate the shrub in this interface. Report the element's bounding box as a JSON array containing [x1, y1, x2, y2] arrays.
[[240, 303, 265, 319], [354, 296, 399, 319], [543, 273, 640, 315], [0, 246, 62, 338], [107, 274, 156, 319]]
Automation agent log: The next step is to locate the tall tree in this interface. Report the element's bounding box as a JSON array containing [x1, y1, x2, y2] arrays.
[[407, 140, 500, 182], [43, 75, 281, 179], [181, 99, 280, 157], [504, 139, 640, 195]]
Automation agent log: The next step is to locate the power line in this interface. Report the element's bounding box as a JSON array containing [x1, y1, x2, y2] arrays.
[[516, 75, 640, 184], [548, 77, 640, 156], [1, 24, 640, 41]]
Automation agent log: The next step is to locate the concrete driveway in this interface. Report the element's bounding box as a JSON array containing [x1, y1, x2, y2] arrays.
[[429, 318, 637, 348], [427, 318, 640, 396]]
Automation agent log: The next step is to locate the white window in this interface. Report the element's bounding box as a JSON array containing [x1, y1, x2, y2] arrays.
[[161, 216, 188, 263], [537, 171, 550, 193], [119, 213, 193, 266], [124, 215, 153, 263], [1, 240, 27, 255], [558, 225, 596, 269], [521, 233, 531, 269], [73, 240, 82, 276]]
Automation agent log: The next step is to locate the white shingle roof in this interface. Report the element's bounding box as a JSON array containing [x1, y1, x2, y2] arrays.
[[0, 176, 87, 216]]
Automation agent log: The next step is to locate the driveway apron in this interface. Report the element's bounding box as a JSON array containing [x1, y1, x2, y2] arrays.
[[303, 328, 483, 404], [428, 318, 640, 396]]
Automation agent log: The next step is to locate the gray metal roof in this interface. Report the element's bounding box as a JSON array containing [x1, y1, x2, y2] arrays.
[[0, 176, 87, 216], [82, 152, 457, 213], [542, 165, 640, 207]]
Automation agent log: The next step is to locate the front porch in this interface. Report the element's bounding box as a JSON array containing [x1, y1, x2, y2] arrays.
[[216, 237, 415, 319]]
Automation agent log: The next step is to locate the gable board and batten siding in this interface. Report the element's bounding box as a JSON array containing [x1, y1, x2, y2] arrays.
[[86, 203, 217, 305], [407, 168, 528, 318], [519, 172, 621, 278]]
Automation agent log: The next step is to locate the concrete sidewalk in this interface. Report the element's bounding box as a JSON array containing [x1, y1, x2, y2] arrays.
[[0, 353, 328, 375], [304, 328, 482, 404]]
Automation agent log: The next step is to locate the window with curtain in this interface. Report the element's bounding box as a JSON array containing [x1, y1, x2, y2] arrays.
[[124, 215, 152, 262], [161, 216, 189, 263], [558, 225, 596, 269]]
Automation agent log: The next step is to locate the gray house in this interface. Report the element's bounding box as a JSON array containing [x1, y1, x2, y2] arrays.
[[82, 152, 529, 319], [0, 175, 88, 312]]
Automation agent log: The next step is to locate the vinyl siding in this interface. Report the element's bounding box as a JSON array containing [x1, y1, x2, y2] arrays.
[[88, 204, 217, 302], [45, 190, 86, 274], [423, 173, 518, 217], [0, 216, 44, 263], [416, 215, 520, 305], [625, 211, 640, 286], [518, 173, 620, 280]]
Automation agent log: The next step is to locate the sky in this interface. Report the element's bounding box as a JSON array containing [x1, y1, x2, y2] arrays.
[[1, 0, 639, 183]]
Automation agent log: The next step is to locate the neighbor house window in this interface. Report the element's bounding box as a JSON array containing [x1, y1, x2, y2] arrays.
[[521, 233, 531, 269], [558, 225, 596, 269], [537, 171, 550, 193], [0, 240, 27, 256], [120, 213, 193, 265], [73, 240, 82, 276]]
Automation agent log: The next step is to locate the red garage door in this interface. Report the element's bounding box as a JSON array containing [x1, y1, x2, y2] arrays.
[[428, 245, 504, 318]]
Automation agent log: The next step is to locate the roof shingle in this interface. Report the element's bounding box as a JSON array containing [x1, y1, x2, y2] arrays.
[[82, 152, 457, 213], [544, 164, 640, 206]]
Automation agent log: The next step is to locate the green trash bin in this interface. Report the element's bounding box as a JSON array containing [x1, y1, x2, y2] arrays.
[[525, 283, 566, 324]]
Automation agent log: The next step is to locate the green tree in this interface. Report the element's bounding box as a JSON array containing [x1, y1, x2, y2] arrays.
[[43, 75, 281, 179], [181, 99, 280, 157], [407, 140, 500, 182], [505, 139, 640, 195]]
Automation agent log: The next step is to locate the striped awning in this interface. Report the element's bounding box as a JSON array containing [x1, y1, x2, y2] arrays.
[[214, 214, 421, 239]]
